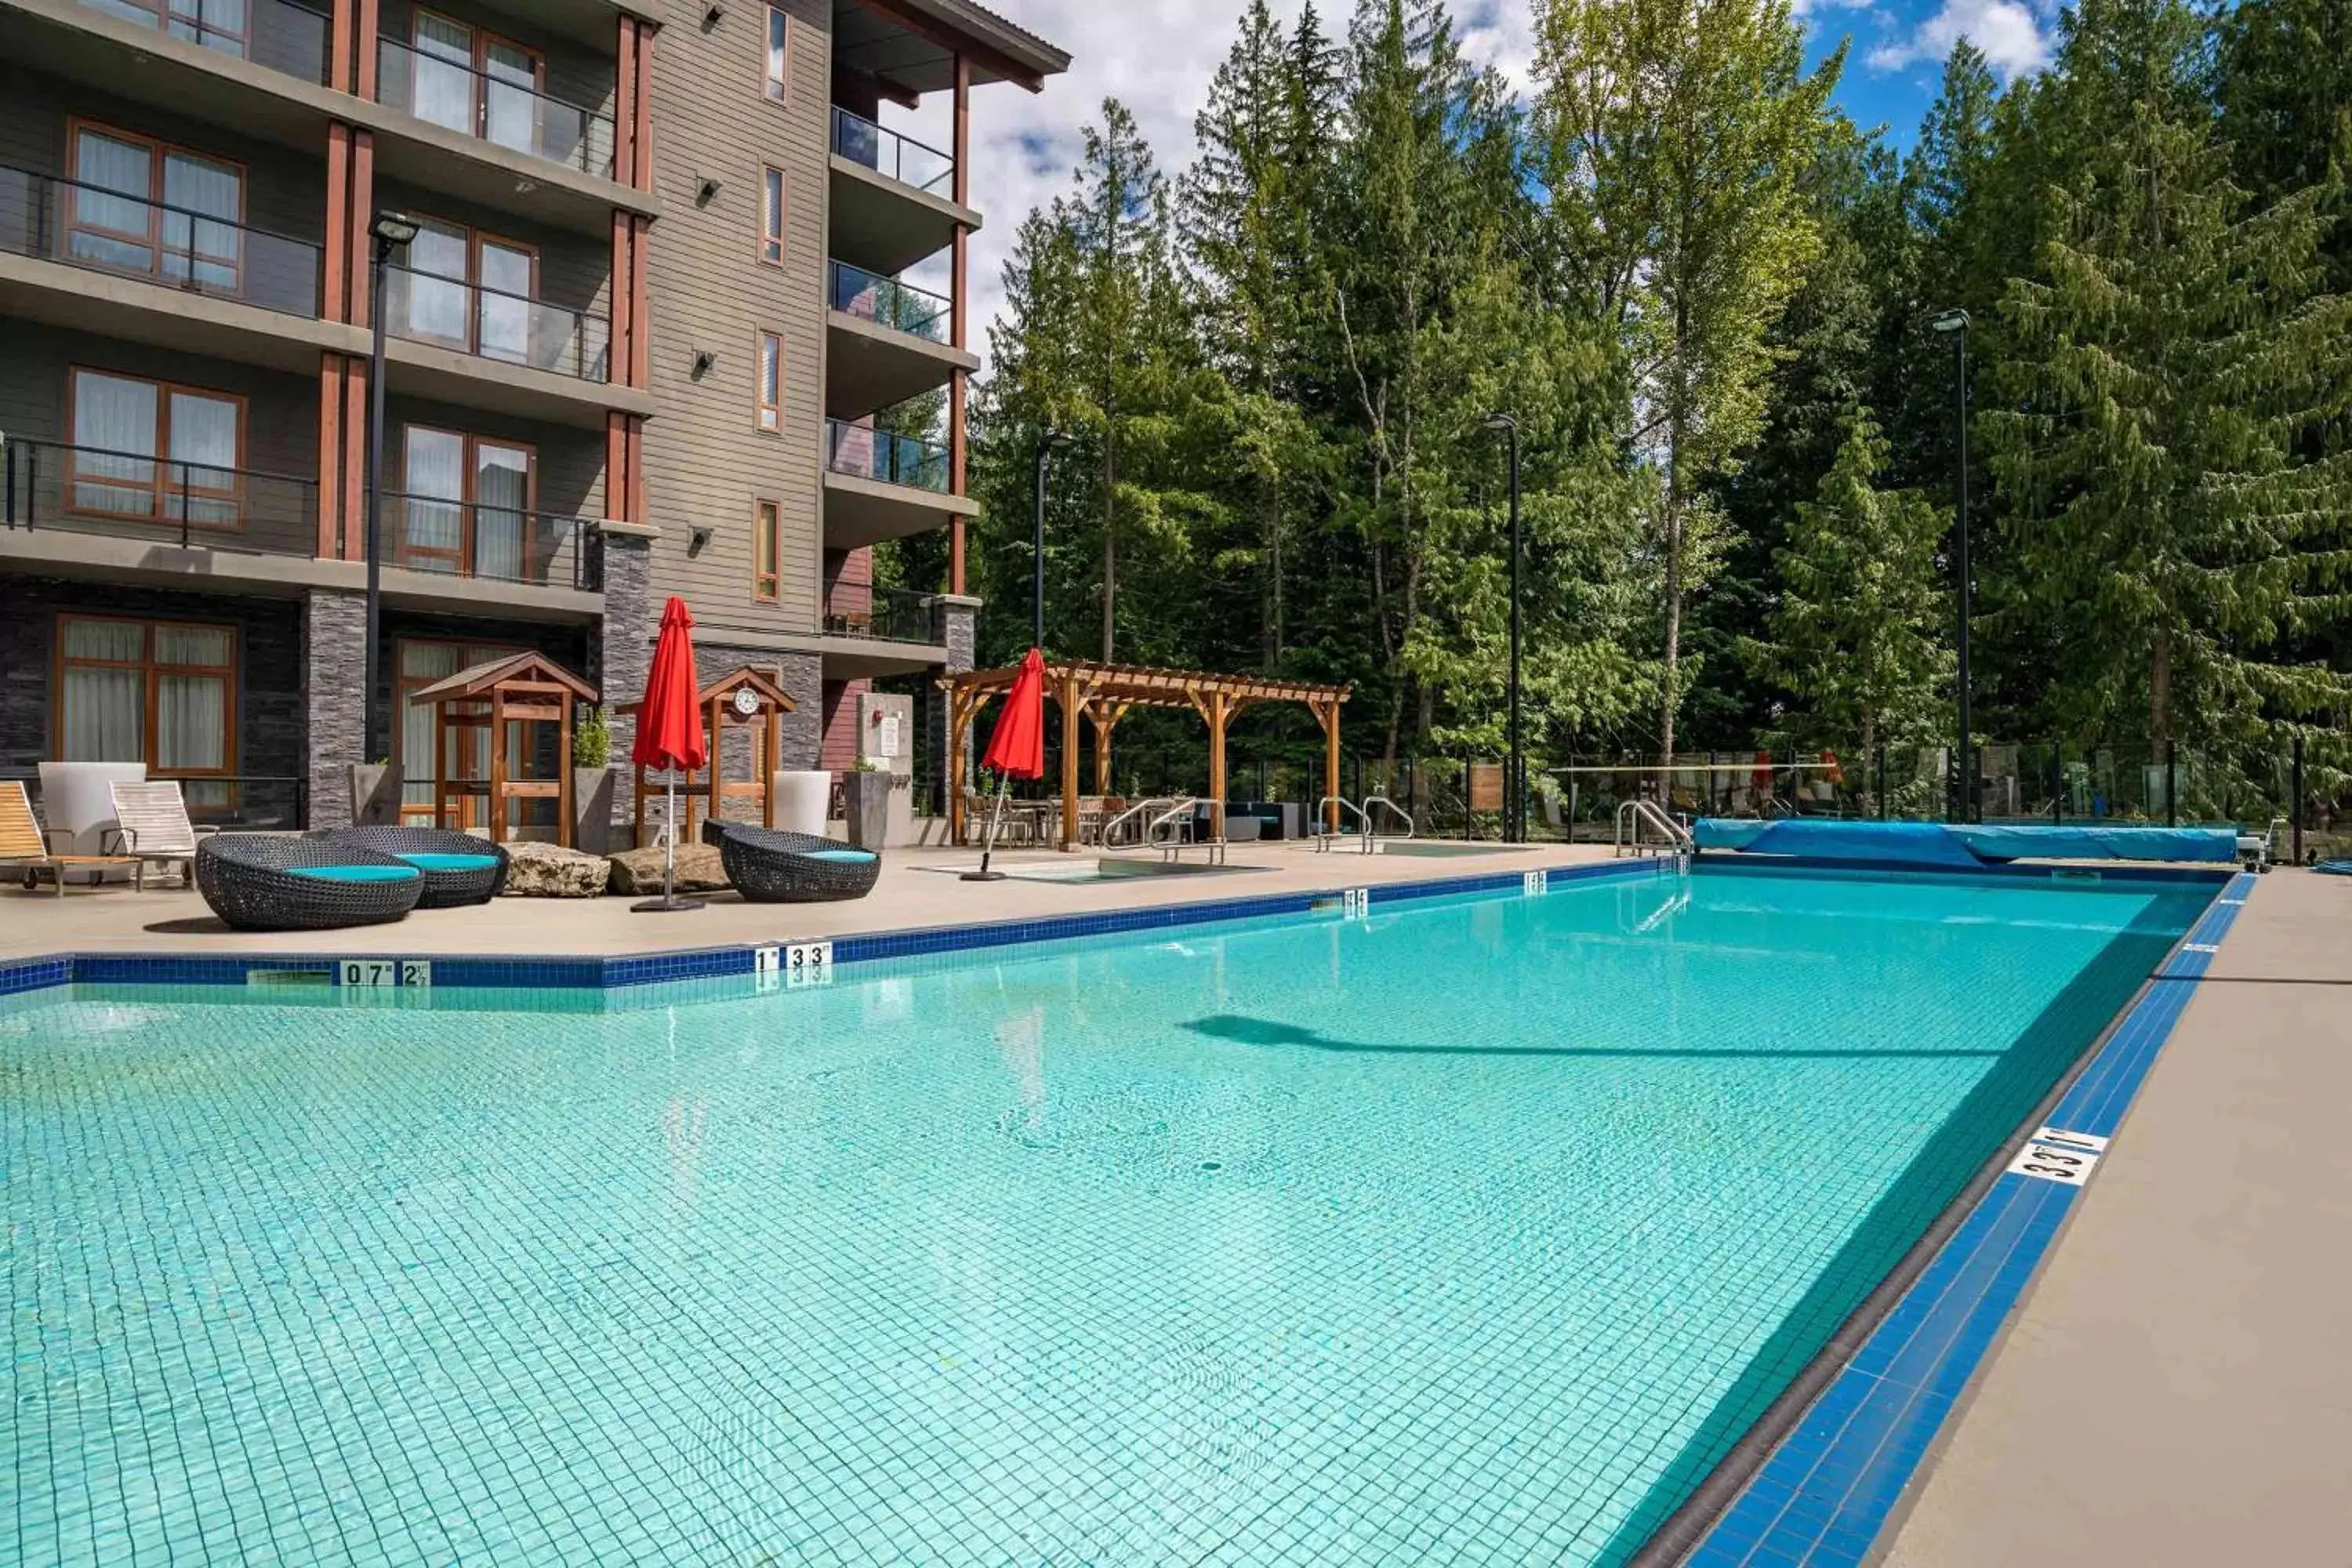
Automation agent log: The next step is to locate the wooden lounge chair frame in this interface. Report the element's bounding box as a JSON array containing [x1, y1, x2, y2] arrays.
[[107, 779, 210, 890], [1, 779, 137, 895]]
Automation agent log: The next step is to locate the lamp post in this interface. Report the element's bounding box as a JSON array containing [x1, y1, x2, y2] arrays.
[[362, 209, 419, 767], [1484, 412, 1523, 843], [1032, 430, 1072, 652], [1929, 308, 1973, 823]]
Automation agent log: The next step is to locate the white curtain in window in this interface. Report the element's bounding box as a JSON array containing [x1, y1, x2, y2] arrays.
[[760, 335, 780, 428], [160, 151, 242, 289], [157, 673, 227, 771], [62, 668, 145, 761], [482, 39, 538, 154], [165, 391, 240, 528], [400, 642, 465, 808], [400, 220, 470, 344], [473, 443, 529, 581], [71, 373, 158, 514], [154, 624, 232, 666], [401, 429, 466, 570], [71, 130, 155, 274], [412, 13, 476, 134], [477, 241, 532, 365]]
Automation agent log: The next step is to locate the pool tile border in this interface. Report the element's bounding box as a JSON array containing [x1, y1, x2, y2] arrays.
[[0, 856, 1672, 1000], [1675, 868, 2258, 1568]]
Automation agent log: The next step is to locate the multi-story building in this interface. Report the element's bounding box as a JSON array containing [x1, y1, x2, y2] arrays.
[[0, 0, 1065, 831]]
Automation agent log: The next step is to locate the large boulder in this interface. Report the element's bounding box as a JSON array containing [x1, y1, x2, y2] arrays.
[[499, 840, 611, 898], [605, 843, 731, 896]]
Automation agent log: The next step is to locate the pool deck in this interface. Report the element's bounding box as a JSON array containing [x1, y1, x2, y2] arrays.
[[0, 838, 1606, 960], [1878, 866, 2352, 1567]]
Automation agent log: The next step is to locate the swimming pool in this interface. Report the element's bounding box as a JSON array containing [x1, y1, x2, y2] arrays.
[[2, 865, 2212, 1565]]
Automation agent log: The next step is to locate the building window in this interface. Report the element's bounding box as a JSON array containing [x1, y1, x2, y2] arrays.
[[395, 637, 528, 822], [764, 5, 789, 100], [761, 167, 784, 265], [757, 332, 782, 430], [56, 614, 238, 808], [396, 426, 537, 579], [412, 9, 544, 156], [66, 122, 244, 292], [390, 216, 538, 364], [67, 368, 245, 530], [754, 499, 781, 601]]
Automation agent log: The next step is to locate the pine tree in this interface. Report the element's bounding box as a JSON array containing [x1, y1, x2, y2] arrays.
[[1983, 0, 2352, 753], [1757, 412, 1951, 764]]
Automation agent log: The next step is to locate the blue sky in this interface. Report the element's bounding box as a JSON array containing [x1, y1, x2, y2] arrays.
[[891, 1, 2053, 356]]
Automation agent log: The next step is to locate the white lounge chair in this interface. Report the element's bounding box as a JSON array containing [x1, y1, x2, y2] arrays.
[[107, 780, 209, 890]]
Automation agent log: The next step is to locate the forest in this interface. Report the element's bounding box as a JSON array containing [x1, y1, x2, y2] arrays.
[[884, 0, 2351, 826]]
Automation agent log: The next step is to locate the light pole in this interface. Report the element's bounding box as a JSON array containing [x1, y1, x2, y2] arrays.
[[1032, 430, 1071, 652], [1930, 308, 1973, 823], [1484, 412, 1523, 843], [363, 209, 419, 768]]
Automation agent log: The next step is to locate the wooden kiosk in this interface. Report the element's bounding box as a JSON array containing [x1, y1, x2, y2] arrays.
[[941, 659, 1351, 851], [616, 664, 799, 846], [406, 652, 597, 846]]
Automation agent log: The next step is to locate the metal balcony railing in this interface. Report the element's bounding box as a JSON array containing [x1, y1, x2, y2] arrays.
[[824, 419, 949, 493], [829, 260, 950, 343], [76, 0, 332, 84], [829, 107, 954, 197], [1, 436, 319, 554], [375, 492, 593, 590], [0, 165, 323, 319], [383, 264, 611, 382], [824, 583, 937, 644], [377, 34, 617, 180]]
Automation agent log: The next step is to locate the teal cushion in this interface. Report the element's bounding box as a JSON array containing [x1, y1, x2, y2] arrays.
[[396, 852, 501, 872], [289, 864, 421, 884], [804, 848, 877, 862]]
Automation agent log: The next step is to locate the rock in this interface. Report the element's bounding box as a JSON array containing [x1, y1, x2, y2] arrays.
[[499, 841, 612, 898], [605, 843, 731, 896]]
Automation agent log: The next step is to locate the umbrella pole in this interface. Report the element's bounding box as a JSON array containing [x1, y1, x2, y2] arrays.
[[633, 770, 706, 913], [962, 774, 1012, 882]]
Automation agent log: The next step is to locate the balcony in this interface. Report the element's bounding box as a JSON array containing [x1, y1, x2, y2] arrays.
[[0, 165, 322, 319], [375, 492, 594, 591], [74, 0, 330, 85], [383, 265, 610, 382], [820, 418, 975, 550], [824, 583, 936, 645], [826, 260, 975, 419], [376, 34, 617, 182], [828, 107, 976, 277], [2, 435, 318, 556]]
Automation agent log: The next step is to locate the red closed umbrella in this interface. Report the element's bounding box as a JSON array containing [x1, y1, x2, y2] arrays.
[[633, 596, 707, 913], [964, 647, 1047, 882]]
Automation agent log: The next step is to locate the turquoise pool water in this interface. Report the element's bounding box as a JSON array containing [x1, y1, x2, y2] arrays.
[[3, 866, 2210, 1566]]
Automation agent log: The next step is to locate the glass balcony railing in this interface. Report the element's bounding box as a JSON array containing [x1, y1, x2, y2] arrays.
[[375, 492, 592, 589], [382, 264, 611, 382], [824, 419, 949, 493], [76, 0, 332, 84], [1, 437, 319, 556], [0, 165, 322, 319], [829, 107, 954, 198], [824, 583, 937, 644], [828, 260, 950, 343], [377, 35, 617, 180]]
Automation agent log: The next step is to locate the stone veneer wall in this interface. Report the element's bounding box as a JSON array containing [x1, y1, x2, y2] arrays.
[[301, 590, 366, 829], [925, 595, 979, 816]]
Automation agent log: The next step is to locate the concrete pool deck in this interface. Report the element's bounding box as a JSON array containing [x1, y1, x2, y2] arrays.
[[1878, 865, 2352, 1567]]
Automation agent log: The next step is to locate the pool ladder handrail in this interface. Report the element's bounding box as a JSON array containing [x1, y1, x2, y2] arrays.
[[1102, 796, 1217, 862], [1363, 793, 1415, 842], [1615, 797, 1694, 858], [1314, 796, 1374, 853]]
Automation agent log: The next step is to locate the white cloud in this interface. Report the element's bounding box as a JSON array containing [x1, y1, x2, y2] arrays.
[[882, 0, 1537, 378], [1864, 0, 2049, 79]]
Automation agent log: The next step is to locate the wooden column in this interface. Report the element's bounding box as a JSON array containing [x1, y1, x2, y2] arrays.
[[764, 707, 780, 827], [945, 683, 968, 844], [706, 694, 724, 833], [434, 705, 450, 829], [948, 53, 971, 594], [1322, 698, 1341, 833], [1089, 700, 1127, 796], [488, 700, 508, 845], [1207, 691, 1231, 844], [557, 695, 575, 848], [1060, 668, 1080, 851]]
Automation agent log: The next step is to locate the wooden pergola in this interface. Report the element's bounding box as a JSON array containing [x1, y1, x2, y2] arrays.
[[408, 652, 596, 846], [941, 660, 1351, 851], [615, 664, 798, 845]]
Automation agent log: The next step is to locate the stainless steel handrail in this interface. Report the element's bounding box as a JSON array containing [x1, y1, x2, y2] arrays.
[[1314, 796, 1371, 854], [1363, 793, 1415, 841], [1615, 797, 1693, 857]]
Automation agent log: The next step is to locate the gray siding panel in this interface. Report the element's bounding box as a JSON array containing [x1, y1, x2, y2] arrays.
[[0, 321, 318, 477]]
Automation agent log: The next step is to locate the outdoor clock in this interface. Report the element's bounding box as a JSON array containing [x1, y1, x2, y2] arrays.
[[731, 686, 759, 718]]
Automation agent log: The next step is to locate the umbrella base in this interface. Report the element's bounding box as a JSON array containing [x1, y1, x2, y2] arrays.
[[958, 870, 1007, 882], [630, 895, 706, 913]]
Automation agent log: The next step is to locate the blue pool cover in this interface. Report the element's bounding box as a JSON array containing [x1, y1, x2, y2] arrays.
[[1693, 818, 2238, 865]]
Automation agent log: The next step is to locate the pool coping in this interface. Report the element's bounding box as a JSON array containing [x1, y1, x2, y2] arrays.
[[1651, 866, 2255, 1568]]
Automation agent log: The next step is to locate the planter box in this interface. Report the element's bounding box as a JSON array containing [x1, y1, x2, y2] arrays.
[[843, 771, 891, 850], [348, 763, 402, 827]]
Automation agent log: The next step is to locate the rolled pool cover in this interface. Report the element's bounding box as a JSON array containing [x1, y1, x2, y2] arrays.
[[1691, 818, 2239, 865]]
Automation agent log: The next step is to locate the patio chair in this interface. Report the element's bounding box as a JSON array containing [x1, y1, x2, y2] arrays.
[[194, 834, 424, 931], [1, 779, 137, 895], [701, 819, 879, 902], [107, 780, 209, 890], [319, 824, 510, 907]]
